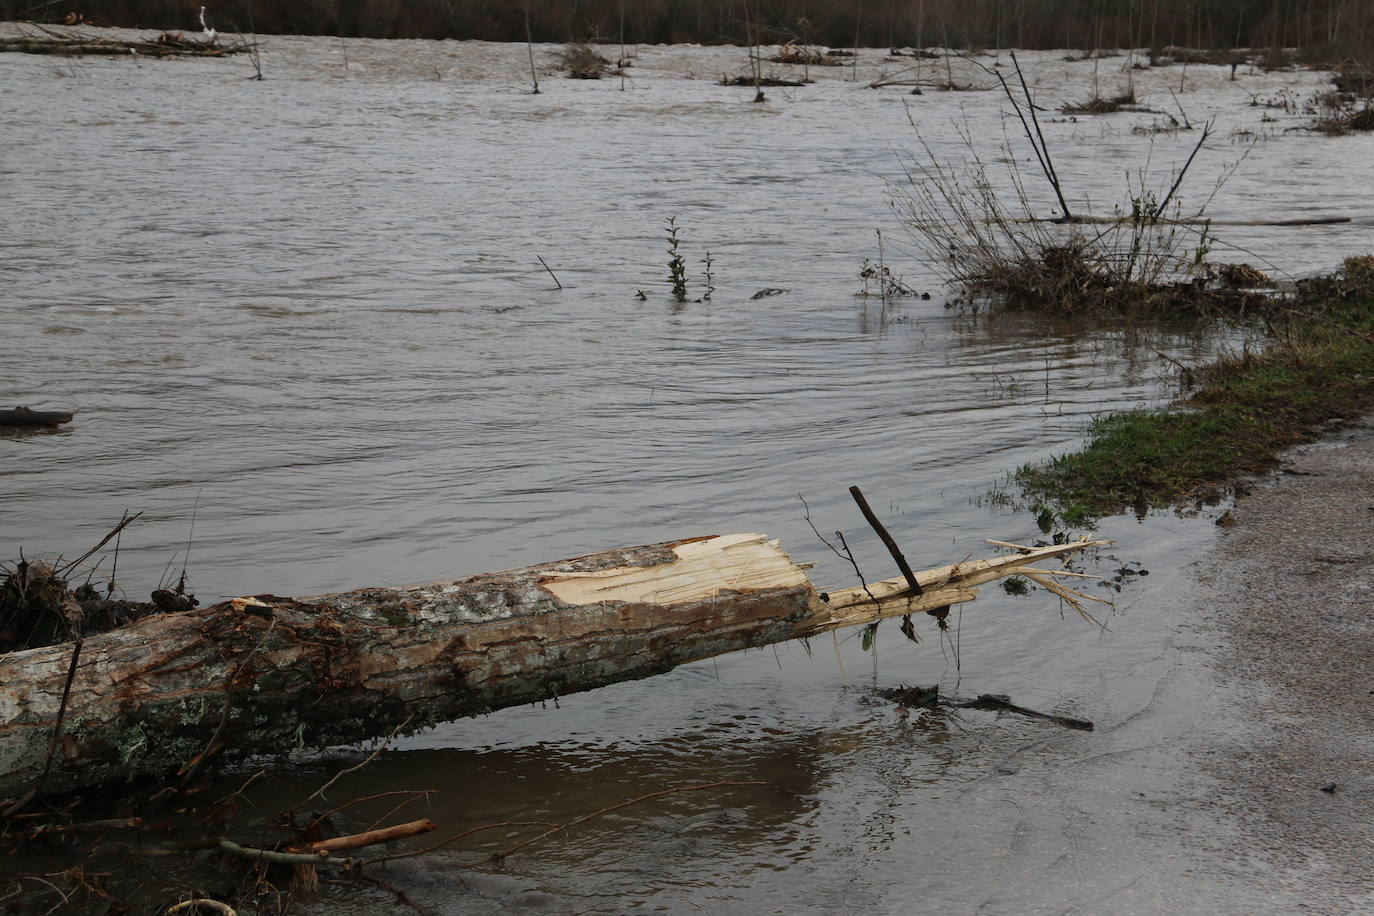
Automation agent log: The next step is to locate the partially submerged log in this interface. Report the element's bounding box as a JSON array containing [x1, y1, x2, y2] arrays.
[[0, 533, 1102, 799], [0, 407, 74, 427], [0, 28, 255, 58]]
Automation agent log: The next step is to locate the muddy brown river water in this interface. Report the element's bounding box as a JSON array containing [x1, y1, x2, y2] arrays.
[[2, 30, 1373, 912]]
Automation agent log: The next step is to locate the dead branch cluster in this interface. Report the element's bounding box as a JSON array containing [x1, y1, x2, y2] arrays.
[[0, 514, 176, 654], [558, 41, 610, 79], [770, 41, 841, 67], [1294, 255, 1374, 301], [1332, 62, 1373, 97], [1060, 90, 1138, 114], [1304, 87, 1374, 134], [891, 53, 1284, 317]]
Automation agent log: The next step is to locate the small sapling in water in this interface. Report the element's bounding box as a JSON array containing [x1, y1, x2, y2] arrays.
[[666, 217, 689, 302]]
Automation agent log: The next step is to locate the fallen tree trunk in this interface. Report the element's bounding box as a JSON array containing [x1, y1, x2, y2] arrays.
[[0, 533, 1102, 799]]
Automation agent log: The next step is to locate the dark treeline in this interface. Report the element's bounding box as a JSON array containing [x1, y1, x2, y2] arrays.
[[9, 1, 1373, 53]]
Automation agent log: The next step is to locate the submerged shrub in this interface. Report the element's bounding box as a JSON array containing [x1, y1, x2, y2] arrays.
[[560, 41, 609, 79], [890, 123, 1267, 317]]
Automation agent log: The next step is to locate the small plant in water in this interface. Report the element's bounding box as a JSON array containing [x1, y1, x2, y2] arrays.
[[858, 231, 918, 300], [666, 217, 688, 302], [1002, 576, 1031, 596], [858, 259, 918, 299], [701, 250, 715, 301]]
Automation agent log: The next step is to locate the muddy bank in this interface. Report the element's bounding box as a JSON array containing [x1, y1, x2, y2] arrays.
[[1197, 417, 1374, 910]]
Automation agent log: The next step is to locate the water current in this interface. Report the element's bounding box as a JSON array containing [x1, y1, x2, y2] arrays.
[[2, 31, 1372, 912]]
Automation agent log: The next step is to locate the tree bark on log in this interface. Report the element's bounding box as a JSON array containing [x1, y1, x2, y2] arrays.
[[0, 533, 1101, 799]]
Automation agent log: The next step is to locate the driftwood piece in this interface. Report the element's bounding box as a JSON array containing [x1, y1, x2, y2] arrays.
[[0, 27, 255, 58], [0, 407, 74, 427], [955, 693, 1094, 730], [0, 533, 1102, 798], [292, 818, 435, 854]]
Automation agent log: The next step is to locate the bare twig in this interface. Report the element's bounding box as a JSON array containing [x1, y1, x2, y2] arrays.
[[306, 789, 438, 834], [1011, 51, 1072, 220], [3, 638, 85, 816], [524, 5, 539, 94], [55, 513, 141, 578], [290, 715, 414, 813], [848, 485, 922, 595], [202, 770, 268, 822], [1154, 119, 1213, 222], [216, 838, 349, 867], [536, 254, 563, 290], [41, 638, 82, 788]]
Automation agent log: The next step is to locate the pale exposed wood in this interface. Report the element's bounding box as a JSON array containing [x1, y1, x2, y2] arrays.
[[795, 587, 979, 637], [541, 534, 810, 606], [0, 533, 1105, 798], [1017, 567, 1099, 579], [825, 538, 1104, 606]]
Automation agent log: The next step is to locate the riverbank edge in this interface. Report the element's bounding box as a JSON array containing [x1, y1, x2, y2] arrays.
[[1010, 261, 1374, 526], [1193, 415, 1374, 909]]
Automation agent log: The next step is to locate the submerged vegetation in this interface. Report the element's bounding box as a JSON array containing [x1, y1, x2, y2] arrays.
[[558, 40, 609, 78], [1012, 256, 1374, 526], [665, 217, 689, 301], [892, 109, 1264, 318], [1307, 89, 1374, 134]]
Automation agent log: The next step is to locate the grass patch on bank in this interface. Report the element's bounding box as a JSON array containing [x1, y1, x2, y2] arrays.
[[1014, 256, 1374, 526]]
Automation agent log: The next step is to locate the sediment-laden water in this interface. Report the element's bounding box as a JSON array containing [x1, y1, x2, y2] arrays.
[[2, 31, 1371, 912]]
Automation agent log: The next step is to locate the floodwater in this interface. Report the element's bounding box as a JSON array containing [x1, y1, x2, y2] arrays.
[[2, 30, 1372, 912]]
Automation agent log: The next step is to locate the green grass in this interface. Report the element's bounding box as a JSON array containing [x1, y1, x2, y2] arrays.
[[1013, 258, 1374, 525]]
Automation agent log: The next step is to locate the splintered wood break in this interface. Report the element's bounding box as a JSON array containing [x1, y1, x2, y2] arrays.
[[540, 534, 811, 606]]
